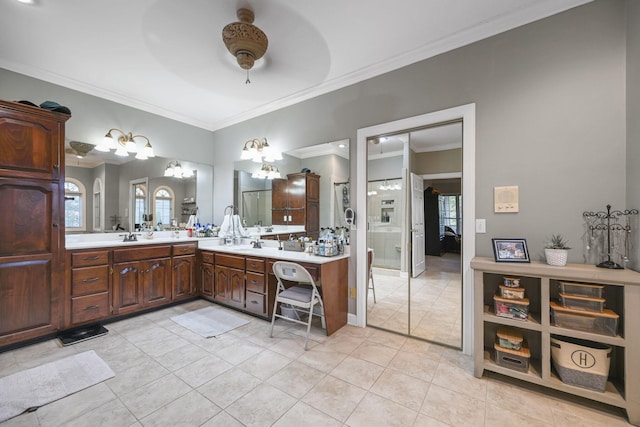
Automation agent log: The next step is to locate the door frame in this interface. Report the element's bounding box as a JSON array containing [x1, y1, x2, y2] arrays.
[[355, 103, 476, 355]]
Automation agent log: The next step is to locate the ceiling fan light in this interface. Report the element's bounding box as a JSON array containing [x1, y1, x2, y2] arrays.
[[222, 8, 268, 76]]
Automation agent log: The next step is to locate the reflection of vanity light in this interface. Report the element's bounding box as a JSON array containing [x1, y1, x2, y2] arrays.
[[367, 190, 377, 196], [251, 163, 281, 180], [164, 161, 194, 178]]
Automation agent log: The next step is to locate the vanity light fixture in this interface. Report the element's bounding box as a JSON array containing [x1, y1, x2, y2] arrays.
[[95, 128, 155, 159], [240, 137, 282, 163], [251, 164, 281, 180], [164, 161, 194, 179]]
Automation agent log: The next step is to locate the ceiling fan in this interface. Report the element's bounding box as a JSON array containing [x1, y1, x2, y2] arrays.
[[66, 141, 96, 158]]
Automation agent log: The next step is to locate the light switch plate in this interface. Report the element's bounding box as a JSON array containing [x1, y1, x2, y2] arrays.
[[475, 219, 486, 233], [494, 186, 519, 213]]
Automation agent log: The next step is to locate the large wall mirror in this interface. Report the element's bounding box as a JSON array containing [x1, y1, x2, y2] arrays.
[[233, 139, 349, 231], [65, 148, 213, 233]]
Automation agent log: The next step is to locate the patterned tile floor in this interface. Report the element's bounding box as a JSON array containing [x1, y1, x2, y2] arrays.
[[0, 299, 631, 426]]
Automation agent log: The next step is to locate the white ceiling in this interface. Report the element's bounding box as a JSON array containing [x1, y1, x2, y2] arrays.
[[1, 0, 590, 133]]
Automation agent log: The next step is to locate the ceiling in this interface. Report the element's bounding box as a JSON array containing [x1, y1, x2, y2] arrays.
[[1, 0, 590, 133]]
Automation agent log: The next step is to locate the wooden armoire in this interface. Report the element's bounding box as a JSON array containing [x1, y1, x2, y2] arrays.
[[271, 172, 320, 239], [0, 100, 70, 347]]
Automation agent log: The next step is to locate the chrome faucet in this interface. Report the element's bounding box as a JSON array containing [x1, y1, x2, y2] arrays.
[[120, 232, 139, 242], [250, 240, 263, 249]]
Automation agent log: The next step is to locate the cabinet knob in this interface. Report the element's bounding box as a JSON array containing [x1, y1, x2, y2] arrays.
[[52, 223, 59, 227]]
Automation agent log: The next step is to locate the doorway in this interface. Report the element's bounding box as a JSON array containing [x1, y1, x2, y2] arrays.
[[356, 104, 476, 355]]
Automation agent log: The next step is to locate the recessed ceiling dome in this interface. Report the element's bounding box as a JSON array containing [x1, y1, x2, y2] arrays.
[[222, 8, 268, 74]]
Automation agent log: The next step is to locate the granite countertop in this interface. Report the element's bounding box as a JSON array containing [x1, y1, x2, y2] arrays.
[[65, 231, 350, 264], [198, 240, 350, 264]]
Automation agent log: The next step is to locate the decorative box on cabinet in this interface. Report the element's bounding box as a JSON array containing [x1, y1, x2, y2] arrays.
[[0, 100, 69, 348], [471, 257, 640, 426]]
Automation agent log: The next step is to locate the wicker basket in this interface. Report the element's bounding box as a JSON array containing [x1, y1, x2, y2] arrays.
[[545, 248, 568, 266]]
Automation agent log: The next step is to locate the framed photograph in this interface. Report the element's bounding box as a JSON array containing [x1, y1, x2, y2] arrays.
[[492, 238, 530, 263]]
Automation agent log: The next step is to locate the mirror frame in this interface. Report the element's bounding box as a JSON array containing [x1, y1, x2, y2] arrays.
[[356, 103, 476, 355]]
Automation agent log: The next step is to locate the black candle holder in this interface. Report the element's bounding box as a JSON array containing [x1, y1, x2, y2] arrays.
[[583, 204, 638, 269]]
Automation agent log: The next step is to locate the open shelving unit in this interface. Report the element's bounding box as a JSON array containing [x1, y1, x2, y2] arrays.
[[472, 257, 640, 425]]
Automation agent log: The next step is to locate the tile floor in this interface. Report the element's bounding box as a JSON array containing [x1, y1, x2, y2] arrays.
[[0, 300, 632, 426], [367, 254, 462, 348]]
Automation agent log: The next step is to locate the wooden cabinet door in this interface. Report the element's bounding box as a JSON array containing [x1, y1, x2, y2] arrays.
[[227, 267, 245, 309], [201, 262, 214, 297], [172, 255, 196, 300], [0, 101, 66, 181], [142, 257, 171, 306], [0, 179, 61, 346], [214, 265, 231, 302], [113, 262, 143, 314], [306, 174, 320, 202], [271, 178, 288, 225]]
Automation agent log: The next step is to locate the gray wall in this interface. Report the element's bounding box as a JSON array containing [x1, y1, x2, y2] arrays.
[[627, 0, 640, 270], [210, 0, 629, 268], [1, 1, 637, 314]]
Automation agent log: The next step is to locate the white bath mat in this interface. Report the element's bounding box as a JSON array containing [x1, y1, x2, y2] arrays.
[[0, 350, 115, 422], [171, 306, 250, 338]]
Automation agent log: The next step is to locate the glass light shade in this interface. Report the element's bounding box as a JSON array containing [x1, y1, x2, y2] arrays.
[[114, 145, 129, 157], [143, 142, 155, 157], [103, 134, 116, 150], [135, 151, 148, 160], [173, 164, 182, 177], [94, 142, 111, 152], [240, 147, 253, 160], [124, 137, 137, 153]]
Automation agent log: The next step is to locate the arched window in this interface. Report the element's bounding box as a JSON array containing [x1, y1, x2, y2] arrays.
[[65, 178, 86, 231], [93, 178, 103, 232], [134, 184, 147, 226], [154, 186, 174, 226]]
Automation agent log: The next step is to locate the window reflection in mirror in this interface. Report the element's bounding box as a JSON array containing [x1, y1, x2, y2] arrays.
[[130, 178, 148, 231], [65, 154, 212, 233]]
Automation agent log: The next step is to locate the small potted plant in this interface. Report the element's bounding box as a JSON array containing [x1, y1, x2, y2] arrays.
[[545, 234, 570, 266]]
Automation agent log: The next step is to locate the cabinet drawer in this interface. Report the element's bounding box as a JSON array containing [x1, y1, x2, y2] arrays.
[[200, 251, 214, 264], [71, 266, 109, 296], [246, 257, 265, 273], [71, 250, 109, 267], [246, 272, 265, 293], [245, 291, 266, 316], [173, 243, 197, 256], [215, 253, 245, 269], [113, 245, 171, 262], [71, 292, 109, 324]]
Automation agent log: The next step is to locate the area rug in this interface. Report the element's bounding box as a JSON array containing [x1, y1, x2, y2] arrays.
[[170, 306, 250, 338], [0, 350, 115, 422]]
